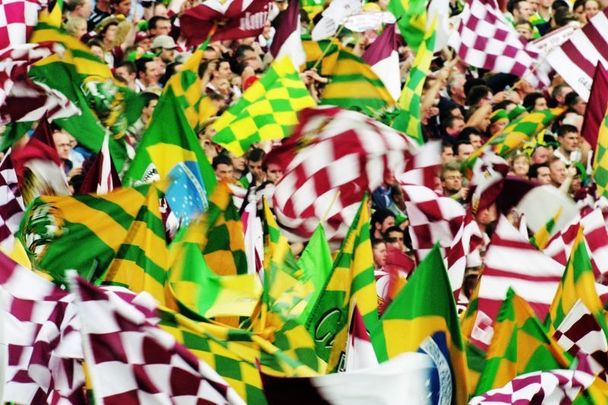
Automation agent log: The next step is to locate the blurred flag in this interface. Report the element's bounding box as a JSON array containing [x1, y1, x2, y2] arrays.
[[0, 0, 46, 49], [78, 132, 120, 194], [269, 0, 305, 69], [581, 64, 608, 149], [388, 0, 427, 52], [362, 23, 400, 102], [594, 100, 608, 199]]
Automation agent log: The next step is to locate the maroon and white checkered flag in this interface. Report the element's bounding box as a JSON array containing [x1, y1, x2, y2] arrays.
[[0, 0, 46, 51], [0, 251, 85, 403], [71, 274, 245, 405], [0, 43, 79, 124], [554, 300, 608, 382], [469, 369, 596, 404], [268, 106, 417, 241], [0, 149, 24, 248], [400, 184, 481, 292], [454, 0, 547, 86]]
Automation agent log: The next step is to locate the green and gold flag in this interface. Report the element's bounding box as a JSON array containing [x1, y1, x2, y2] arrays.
[[475, 288, 571, 396], [594, 106, 608, 199], [388, 0, 427, 52], [212, 57, 315, 156]]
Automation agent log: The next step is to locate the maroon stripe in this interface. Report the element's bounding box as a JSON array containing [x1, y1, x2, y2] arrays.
[[583, 17, 608, 61], [561, 40, 596, 78]]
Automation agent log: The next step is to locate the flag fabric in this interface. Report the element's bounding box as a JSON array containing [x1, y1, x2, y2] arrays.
[[398, 140, 443, 189], [78, 132, 121, 195], [0, 251, 85, 403], [125, 87, 215, 197], [212, 56, 315, 156], [305, 195, 379, 370], [320, 47, 395, 116], [392, 19, 436, 144], [530, 207, 562, 250], [0, 150, 24, 248], [547, 227, 604, 334], [241, 200, 264, 276], [344, 304, 379, 371], [546, 8, 608, 100], [164, 48, 212, 133], [554, 300, 608, 382], [388, 0, 427, 52], [261, 352, 439, 404], [580, 209, 608, 279], [470, 369, 597, 404], [454, 0, 544, 85], [302, 39, 340, 76], [103, 185, 169, 305], [371, 244, 469, 405], [475, 288, 572, 396], [70, 274, 246, 405], [180, 0, 272, 47], [18, 184, 150, 284], [481, 109, 562, 158], [267, 106, 417, 241], [0, 0, 46, 50], [361, 23, 401, 101], [471, 216, 563, 351], [581, 64, 608, 149], [594, 98, 608, 199], [269, 0, 305, 69]]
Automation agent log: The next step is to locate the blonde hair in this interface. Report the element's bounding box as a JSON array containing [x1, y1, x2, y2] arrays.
[[64, 16, 86, 36]]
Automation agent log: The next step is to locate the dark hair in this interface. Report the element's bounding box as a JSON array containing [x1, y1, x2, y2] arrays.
[[529, 162, 549, 179], [148, 16, 171, 31], [371, 209, 395, 228], [212, 154, 232, 170], [443, 115, 464, 130], [458, 127, 482, 143], [86, 38, 104, 49], [135, 57, 154, 76], [247, 147, 265, 162], [385, 225, 404, 236], [453, 139, 472, 155], [115, 60, 136, 74], [466, 85, 492, 107], [140, 91, 159, 107], [523, 92, 545, 111], [556, 124, 578, 137], [565, 91, 582, 108], [514, 19, 533, 30]]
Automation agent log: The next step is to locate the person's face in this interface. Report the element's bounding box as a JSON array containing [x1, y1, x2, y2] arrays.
[[515, 1, 534, 19], [231, 155, 246, 171], [75, 0, 93, 18], [115, 0, 131, 15], [103, 24, 118, 43], [446, 119, 465, 136], [533, 97, 548, 111], [470, 134, 483, 149], [387, 230, 405, 251], [559, 131, 579, 152], [90, 45, 104, 61], [153, 3, 168, 16], [151, 20, 171, 37], [532, 146, 549, 164], [536, 166, 552, 184], [441, 146, 454, 163], [381, 216, 395, 234], [490, 120, 508, 135], [516, 24, 532, 39], [215, 163, 234, 182], [373, 242, 387, 268], [549, 159, 567, 186], [160, 48, 175, 63], [142, 99, 158, 120], [475, 204, 497, 226], [73, 21, 87, 39], [442, 170, 462, 193], [247, 159, 264, 182], [457, 144, 474, 160], [572, 98, 587, 116], [574, 5, 587, 23], [218, 61, 232, 80], [528, 0, 539, 11], [242, 50, 263, 73], [512, 156, 530, 177], [143, 60, 160, 84], [265, 163, 283, 184], [585, 0, 599, 20], [138, 38, 152, 52], [53, 131, 72, 160], [115, 66, 134, 83]]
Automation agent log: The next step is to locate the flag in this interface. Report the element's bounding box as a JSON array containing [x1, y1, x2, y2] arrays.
[[70, 274, 245, 405], [269, 0, 305, 69], [362, 23, 401, 101], [320, 47, 395, 116], [311, 0, 361, 41], [164, 47, 214, 133], [472, 216, 563, 350], [261, 352, 439, 404], [103, 185, 169, 305], [371, 244, 469, 404], [481, 108, 562, 158], [0, 150, 24, 248], [78, 132, 120, 194], [398, 140, 443, 189], [18, 184, 150, 284], [241, 200, 263, 275], [475, 288, 571, 396], [0, 251, 85, 403], [0, 43, 80, 126], [546, 8, 608, 100], [125, 87, 215, 197], [180, 0, 272, 47], [296, 224, 333, 323], [392, 19, 436, 144], [554, 300, 608, 382], [546, 228, 604, 334], [302, 39, 340, 76], [581, 64, 608, 149], [530, 207, 562, 250], [594, 99, 608, 199], [344, 304, 379, 371], [305, 195, 379, 370], [212, 57, 315, 156], [0, 0, 45, 49], [470, 369, 598, 404], [455, 0, 543, 84], [388, 0, 427, 52], [267, 106, 416, 241]]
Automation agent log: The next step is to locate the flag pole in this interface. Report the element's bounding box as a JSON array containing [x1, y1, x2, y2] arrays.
[[311, 24, 345, 71], [321, 189, 341, 223]]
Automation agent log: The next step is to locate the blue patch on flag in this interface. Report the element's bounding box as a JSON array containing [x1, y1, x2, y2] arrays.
[[166, 161, 208, 226], [418, 332, 453, 404]]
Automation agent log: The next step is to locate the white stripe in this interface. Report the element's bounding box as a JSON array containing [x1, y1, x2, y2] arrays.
[[479, 276, 559, 304]]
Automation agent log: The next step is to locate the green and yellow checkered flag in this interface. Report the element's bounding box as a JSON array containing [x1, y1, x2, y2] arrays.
[[104, 185, 169, 305], [594, 108, 608, 198], [212, 57, 316, 156], [392, 19, 436, 145], [389, 0, 427, 52], [475, 288, 571, 396]]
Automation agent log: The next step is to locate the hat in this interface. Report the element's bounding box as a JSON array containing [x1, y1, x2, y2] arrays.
[[134, 31, 150, 43], [95, 15, 122, 34], [151, 35, 177, 50]]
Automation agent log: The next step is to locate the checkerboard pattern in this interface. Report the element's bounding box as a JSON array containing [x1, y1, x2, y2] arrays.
[[0, 0, 45, 51]]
